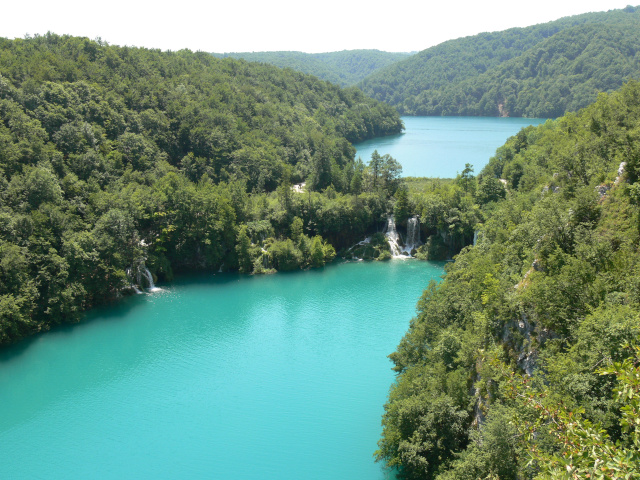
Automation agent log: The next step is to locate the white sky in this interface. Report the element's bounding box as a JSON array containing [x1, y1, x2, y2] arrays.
[[1, 0, 635, 54]]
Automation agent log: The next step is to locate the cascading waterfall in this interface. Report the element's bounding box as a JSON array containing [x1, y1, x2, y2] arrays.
[[403, 216, 421, 254], [127, 264, 162, 293], [140, 266, 161, 292], [384, 216, 404, 257], [383, 215, 421, 258]]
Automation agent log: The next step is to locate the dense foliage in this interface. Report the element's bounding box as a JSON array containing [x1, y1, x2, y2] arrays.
[[377, 81, 640, 478], [212, 50, 411, 87], [360, 6, 640, 117], [0, 33, 404, 344]]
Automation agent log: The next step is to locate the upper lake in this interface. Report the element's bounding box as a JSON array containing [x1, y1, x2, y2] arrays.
[[354, 116, 548, 178]]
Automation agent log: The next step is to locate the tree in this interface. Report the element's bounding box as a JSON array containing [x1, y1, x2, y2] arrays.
[[503, 342, 640, 479], [269, 239, 302, 271], [394, 186, 411, 225], [456, 163, 475, 194], [369, 150, 383, 189], [380, 153, 403, 195], [290, 216, 304, 245], [310, 143, 333, 191], [236, 225, 253, 273], [475, 177, 506, 204], [310, 236, 326, 267], [350, 158, 364, 197]]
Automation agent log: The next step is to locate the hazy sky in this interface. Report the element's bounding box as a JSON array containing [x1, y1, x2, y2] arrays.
[[1, 0, 635, 53]]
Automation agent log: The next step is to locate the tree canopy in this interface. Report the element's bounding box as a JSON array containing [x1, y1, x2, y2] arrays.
[[360, 6, 640, 118], [212, 49, 412, 87], [377, 80, 640, 478], [0, 33, 403, 344]]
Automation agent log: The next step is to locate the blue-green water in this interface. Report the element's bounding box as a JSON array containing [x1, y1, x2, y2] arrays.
[[354, 116, 548, 178], [0, 260, 444, 479]]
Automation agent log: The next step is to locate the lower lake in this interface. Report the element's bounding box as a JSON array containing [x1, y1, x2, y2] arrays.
[[0, 260, 444, 479], [354, 116, 548, 178]]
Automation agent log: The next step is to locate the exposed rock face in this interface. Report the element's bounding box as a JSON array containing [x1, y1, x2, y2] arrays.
[[518, 316, 536, 375], [595, 184, 611, 198], [500, 312, 544, 377], [471, 368, 487, 428], [594, 161, 626, 198], [515, 259, 543, 290]]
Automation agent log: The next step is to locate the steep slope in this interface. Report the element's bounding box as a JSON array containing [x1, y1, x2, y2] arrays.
[[360, 6, 640, 117], [212, 50, 411, 87], [378, 80, 640, 478], [0, 33, 402, 344]]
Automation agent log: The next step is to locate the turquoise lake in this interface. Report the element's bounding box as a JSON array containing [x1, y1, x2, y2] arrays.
[[354, 116, 548, 178], [0, 260, 445, 479], [0, 116, 539, 479]]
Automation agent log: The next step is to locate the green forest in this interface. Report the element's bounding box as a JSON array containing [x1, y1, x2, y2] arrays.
[[377, 81, 640, 478], [359, 6, 640, 117], [212, 50, 411, 87], [3, 7, 640, 479], [0, 33, 407, 344]]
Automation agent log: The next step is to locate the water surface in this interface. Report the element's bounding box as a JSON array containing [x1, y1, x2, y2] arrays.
[[0, 260, 444, 479], [354, 116, 548, 178]]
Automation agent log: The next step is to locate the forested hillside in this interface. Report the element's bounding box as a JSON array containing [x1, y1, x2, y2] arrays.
[[0, 33, 404, 344], [377, 81, 640, 478], [360, 6, 640, 117], [212, 50, 411, 87]]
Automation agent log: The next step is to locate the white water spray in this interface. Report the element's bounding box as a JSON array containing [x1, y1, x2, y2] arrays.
[[404, 216, 421, 254], [384, 216, 411, 258], [128, 264, 162, 293], [140, 266, 161, 292], [383, 215, 422, 257]]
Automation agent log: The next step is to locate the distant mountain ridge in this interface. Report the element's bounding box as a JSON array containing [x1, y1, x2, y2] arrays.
[[211, 50, 412, 87], [359, 5, 640, 117]]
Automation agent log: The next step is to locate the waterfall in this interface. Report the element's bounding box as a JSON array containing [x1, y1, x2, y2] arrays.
[[384, 216, 404, 257], [473, 230, 478, 247], [404, 216, 421, 254], [141, 266, 161, 292], [128, 264, 161, 293]]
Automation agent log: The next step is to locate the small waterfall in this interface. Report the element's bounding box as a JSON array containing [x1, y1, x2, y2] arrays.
[[403, 216, 421, 254], [473, 230, 478, 247], [129, 264, 161, 293], [384, 216, 404, 257], [140, 266, 161, 292]]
